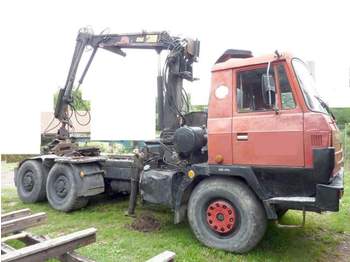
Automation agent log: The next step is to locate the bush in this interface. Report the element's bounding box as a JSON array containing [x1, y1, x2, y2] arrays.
[[346, 124, 350, 136], [1, 154, 35, 163], [331, 107, 350, 126], [79, 141, 127, 155], [54, 89, 90, 111]]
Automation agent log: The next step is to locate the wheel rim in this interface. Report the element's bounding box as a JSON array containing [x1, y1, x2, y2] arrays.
[[206, 200, 236, 234], [22, 171, 34, 192], [53, 174, 70, 199]]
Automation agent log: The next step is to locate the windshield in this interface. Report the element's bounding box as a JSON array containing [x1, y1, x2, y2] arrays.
[[292, 58, 328, 114]]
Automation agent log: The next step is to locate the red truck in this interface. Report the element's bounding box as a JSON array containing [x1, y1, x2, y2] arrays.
[[15, 30, 344, 253]]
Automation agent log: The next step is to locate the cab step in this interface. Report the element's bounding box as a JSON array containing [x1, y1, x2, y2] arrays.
[[266, 197, 312, 228], [267, 196, 315, 205]]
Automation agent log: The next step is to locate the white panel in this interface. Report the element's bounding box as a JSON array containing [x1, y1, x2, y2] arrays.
[[85, 49, 157, 141]]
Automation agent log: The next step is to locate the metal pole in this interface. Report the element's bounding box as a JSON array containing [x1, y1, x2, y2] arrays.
[[157, 51, 164, 130], [127, 152, 144, 216]]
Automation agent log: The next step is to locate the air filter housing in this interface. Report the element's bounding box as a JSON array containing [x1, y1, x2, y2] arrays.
[[173, 126, 207, 155], [215, 49, 253, 64]]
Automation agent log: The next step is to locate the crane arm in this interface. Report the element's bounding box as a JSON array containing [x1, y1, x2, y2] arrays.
[[53, 28, 200, 139]]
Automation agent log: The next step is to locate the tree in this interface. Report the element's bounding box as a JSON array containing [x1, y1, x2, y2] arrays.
[[53, 89, 90, 111]]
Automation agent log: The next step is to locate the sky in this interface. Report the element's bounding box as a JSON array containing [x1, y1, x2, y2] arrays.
[[0, 0, 349, 153]]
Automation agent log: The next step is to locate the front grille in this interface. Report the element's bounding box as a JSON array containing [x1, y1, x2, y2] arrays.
[[311, 135, 323, 146]]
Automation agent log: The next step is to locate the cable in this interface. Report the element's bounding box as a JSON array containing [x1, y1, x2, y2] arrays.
[[70, 104, 91, 126], [43, 116, 61, 135]]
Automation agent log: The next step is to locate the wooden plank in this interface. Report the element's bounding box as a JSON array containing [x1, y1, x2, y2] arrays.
[[1, 232, 28, 243], [19, 232, 48, 245], [18, 233, 95, 262], [1, 228, 96, 262], [1, 242, 16, 254], [146, 251, 176, 262], [1, 209, 32, 223], [60, 251, 96, 262], [1, 213, 47, 236], [19, 232, 95, 262]]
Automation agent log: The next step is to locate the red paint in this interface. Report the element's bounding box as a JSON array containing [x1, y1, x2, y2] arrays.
[[232, 111, 304, 166], [208, 52, 342, 170], [208, 69, 233, 164], [206, 200, 236, 234]]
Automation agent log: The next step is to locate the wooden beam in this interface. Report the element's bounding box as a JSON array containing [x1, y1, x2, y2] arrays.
[[18, 233, 95, 262], [1, 242, 16, 254], [1, 228, 96, 262], [60, 251, 96, 262], [1, 209, 32, 223], [1, 232, 28, 243], [146, 251, 176, 262], [18, 232, 48, 246], [1, 213, 47, 236]]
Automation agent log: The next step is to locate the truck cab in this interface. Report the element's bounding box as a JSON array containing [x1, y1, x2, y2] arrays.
[[207, 51, 344, 211]]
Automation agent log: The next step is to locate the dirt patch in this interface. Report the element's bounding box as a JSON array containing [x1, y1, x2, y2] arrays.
[[128, 213, 161, 232], [334, 234, 350, 262], [323, 233, 350, 262]]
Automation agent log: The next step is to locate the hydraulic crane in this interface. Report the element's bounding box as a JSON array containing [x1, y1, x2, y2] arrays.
[[53, 28, 200, 142]]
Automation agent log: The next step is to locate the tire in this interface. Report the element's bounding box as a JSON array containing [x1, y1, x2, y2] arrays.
[[187, 177, 267, 253], [16, 160, 46, 203], [46, 164, 88, 212]]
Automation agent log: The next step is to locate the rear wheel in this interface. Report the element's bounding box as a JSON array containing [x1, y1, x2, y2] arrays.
[[187, 177, 267, 253], [46, 164, 88, 212], [16, 160, 46, 203]]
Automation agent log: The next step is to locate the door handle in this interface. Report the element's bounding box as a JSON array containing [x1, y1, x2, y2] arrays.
[[237, 133, 248, 141]]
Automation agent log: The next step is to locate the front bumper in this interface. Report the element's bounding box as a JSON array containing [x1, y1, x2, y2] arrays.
[[315, 167, 344, 212]]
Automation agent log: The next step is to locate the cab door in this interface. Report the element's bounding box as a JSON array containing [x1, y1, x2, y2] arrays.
[[232, 63, 304, 167]]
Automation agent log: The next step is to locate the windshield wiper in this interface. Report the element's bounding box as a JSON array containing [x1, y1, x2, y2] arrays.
[[315, 96, 336, 120]]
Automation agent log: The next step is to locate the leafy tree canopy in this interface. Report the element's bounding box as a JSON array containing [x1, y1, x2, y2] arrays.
[[53, 89, 90, 111]]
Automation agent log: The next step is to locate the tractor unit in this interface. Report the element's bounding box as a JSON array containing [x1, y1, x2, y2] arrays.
[[15, 29, 344, 253]]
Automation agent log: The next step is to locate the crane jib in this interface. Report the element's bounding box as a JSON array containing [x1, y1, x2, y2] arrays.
[[53, 29, 200, 140]]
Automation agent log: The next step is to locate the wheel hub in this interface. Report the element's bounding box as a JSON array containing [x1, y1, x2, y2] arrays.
[[23, 172, 34, 191], [54, 175, 69, 198], [206, 200, 236, 234]]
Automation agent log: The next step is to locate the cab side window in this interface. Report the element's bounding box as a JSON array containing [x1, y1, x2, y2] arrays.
[[237, 67, 276, 112], [277, 64, 296, 109]]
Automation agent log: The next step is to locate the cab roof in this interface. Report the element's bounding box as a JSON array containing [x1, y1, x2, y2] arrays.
[[212, 52, 294, 72]]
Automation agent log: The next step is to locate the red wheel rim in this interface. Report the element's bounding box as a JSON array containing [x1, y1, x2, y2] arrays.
[[206, 200, 236, 234]]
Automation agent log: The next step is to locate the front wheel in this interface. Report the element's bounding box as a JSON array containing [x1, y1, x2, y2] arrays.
[[46, 164, 88, 212], [187, 177, 267, 253]]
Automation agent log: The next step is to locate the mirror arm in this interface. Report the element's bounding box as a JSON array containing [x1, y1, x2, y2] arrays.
[[266, 61, 272, 106]]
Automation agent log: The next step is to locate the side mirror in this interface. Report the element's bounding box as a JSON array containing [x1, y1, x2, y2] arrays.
[[262, 74, 276, 107]]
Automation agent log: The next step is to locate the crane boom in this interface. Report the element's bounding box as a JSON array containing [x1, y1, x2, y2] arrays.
[[54, 28, 200, 139]]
